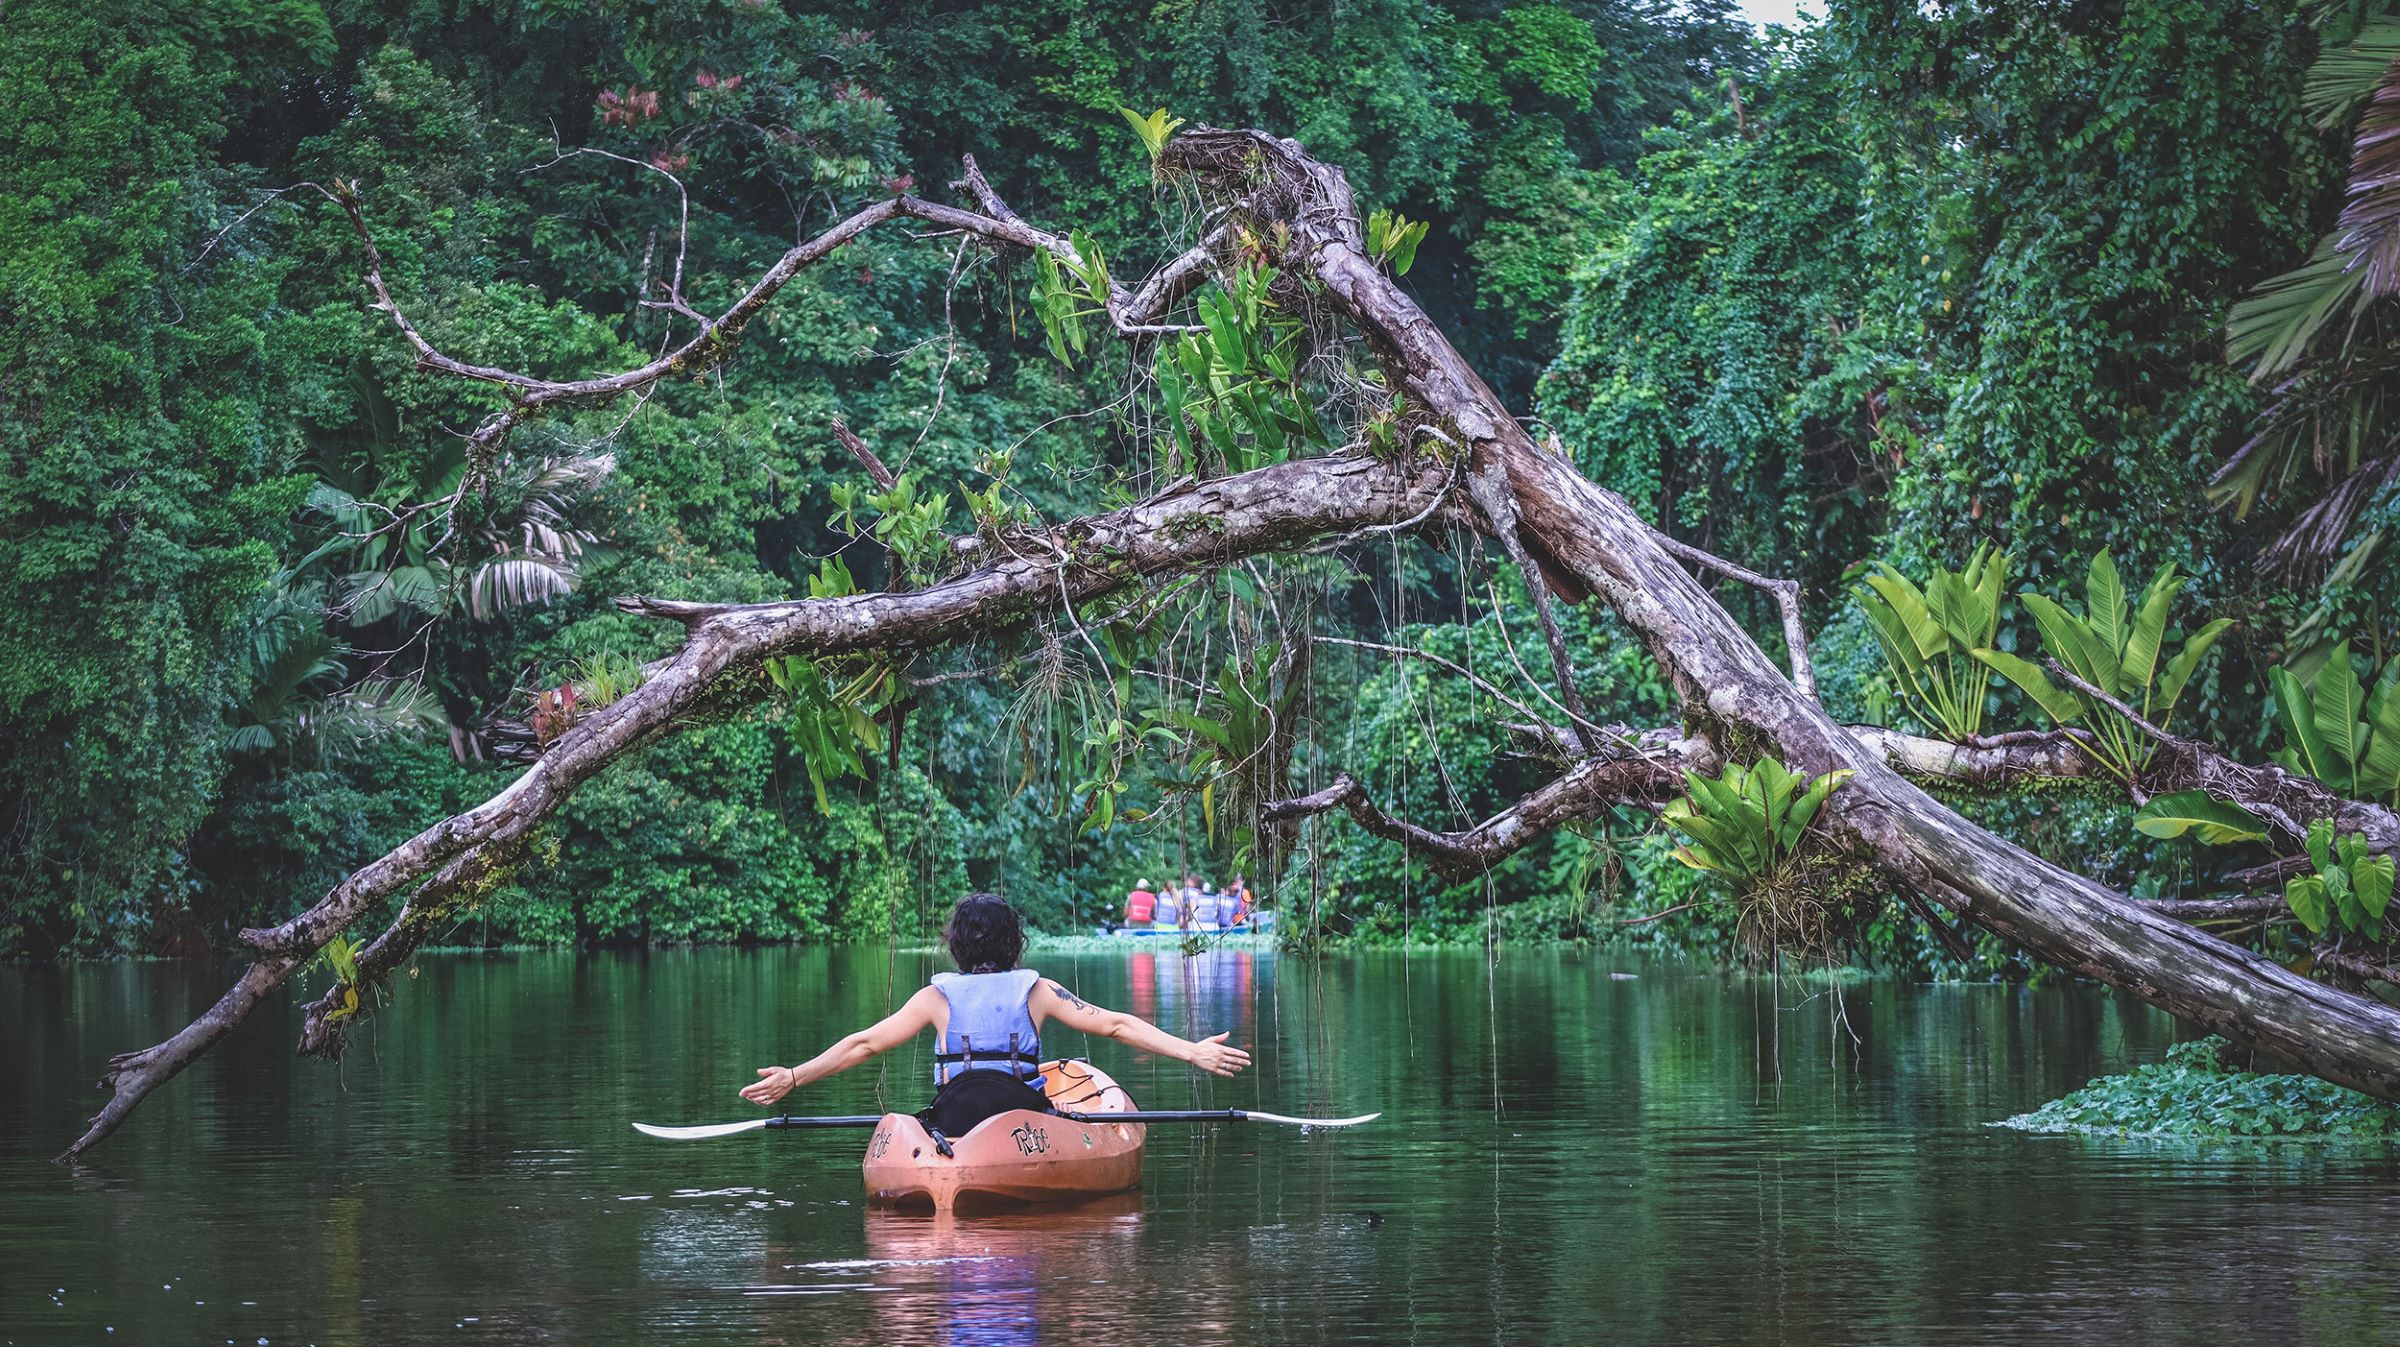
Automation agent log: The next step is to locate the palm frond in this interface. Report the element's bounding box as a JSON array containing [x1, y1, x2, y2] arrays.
[[467, 556, 581, 620], [223, 723, 281, 755], [2227, 238, 2373, 379], [305, 679, 449, 759], [338, 563, 449, 626], [2261, 450, 2400, 579], [2338, 60, 2400, 295], [2210, 354, 2400, 517], [2306, 16, 2400, 127]]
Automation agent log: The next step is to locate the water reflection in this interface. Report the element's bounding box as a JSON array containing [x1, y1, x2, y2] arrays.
[[15, 948, 2400, 1343], [1103, 949, 1255, 1046], [855, 1198, 1141, 1346]]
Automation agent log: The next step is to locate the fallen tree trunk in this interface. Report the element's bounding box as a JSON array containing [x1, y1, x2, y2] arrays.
[[1170, 127, 2400, 1099]]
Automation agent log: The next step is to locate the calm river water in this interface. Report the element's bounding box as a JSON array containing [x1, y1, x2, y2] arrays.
[[10, 945, 2400, 1344]]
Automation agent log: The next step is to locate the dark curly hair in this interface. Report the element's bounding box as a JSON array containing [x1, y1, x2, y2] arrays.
[[942, 893, 1025, 973]]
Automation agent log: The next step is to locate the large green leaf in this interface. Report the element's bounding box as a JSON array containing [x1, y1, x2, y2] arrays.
[[1973, 647, 2086, 724], [1784, 769, 1853, 837], [2156, 619, 2234, 720], [1926, 543, 2008, 648], [2312, 641, 2368, 776], [1663, 806, 1749, 876], [325, 933, 360, 986], [1861, 568, 1948, 663], [2287, 874, 2331, 934], [2359, 853, 2397, 925], [2361, 656, 2400, 796], [2271, 665, 2339, 783], [2331, 862, 2364, 933], [2085, 551, 2128, 662], [2131, 792, 2271, 846], [2023, 592, 2121, 698], [1168, 710, 1236, 752], [1759, 758, 1801, 849], [1858, 595, 1938, 691], [2120, 566, 2180, 697]]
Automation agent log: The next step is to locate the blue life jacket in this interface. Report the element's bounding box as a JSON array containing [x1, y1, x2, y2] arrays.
[[1154, 891, 1183, 925], [931, 968, 1044, 1087]]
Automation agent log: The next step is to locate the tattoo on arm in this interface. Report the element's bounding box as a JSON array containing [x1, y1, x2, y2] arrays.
[[1049, 980, 1091, 1011]]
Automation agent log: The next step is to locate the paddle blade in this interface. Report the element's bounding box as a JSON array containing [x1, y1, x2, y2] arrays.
[[632, 1118, 773, 1141], [1245, 1110, 1382, 1128]]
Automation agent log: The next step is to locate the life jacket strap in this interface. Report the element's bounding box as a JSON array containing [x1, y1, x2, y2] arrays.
[[935, 1031, 1042, 1076]]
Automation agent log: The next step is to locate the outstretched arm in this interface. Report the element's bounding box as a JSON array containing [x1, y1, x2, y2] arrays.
[[1029, 979, 1251, 1076], [740, 985, 943, 1108]]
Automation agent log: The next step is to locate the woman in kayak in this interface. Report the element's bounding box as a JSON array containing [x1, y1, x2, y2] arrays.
[[739, 893, 1251, 1136]]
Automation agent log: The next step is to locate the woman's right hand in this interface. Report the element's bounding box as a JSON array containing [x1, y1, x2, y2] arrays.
[[741, 1065, 797, 1107], [1185, 1032, 1252, 1077]]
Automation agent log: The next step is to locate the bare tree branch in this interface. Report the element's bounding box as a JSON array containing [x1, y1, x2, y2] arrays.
[[1651, 530, 1816, 700], [1842, 725, 2099, 787], [1262, 747, 1684, 883], [333, 170, 1209, 472], [830, 416, 898, 490], [2317, 949, 2400, 988], [2142, 895, 2289, 921]]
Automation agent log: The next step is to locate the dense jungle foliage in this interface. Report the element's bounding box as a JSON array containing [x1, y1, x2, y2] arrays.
[[4, 0, 2396, 968]]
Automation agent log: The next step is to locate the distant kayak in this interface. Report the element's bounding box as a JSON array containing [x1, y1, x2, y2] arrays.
[[863, 1059, 1144, 1213]]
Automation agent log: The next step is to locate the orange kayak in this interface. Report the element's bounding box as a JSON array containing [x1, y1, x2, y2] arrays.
[[862, 1059, 1146, 1212]]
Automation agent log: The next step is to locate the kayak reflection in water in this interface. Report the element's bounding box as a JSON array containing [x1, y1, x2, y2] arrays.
[[739, 893, 1251, 1136]]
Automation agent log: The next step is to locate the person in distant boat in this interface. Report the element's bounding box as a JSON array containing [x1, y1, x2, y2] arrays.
[[1153, 879, 1184, 930], [1179, 874, 1205, 928], [740, 893, 1249, 1136], [1225, 875, 1252, 927], [1122, 879, 1157, 931]]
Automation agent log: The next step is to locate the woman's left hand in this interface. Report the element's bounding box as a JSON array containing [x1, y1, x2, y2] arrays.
[[1186, 1032, 1252, 1078], [741, 1065, 797, 1107]]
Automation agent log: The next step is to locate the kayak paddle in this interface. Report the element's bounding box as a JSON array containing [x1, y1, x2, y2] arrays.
[[634, 1116, 884, 1139], [633, 1108, 1378, 1140]]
